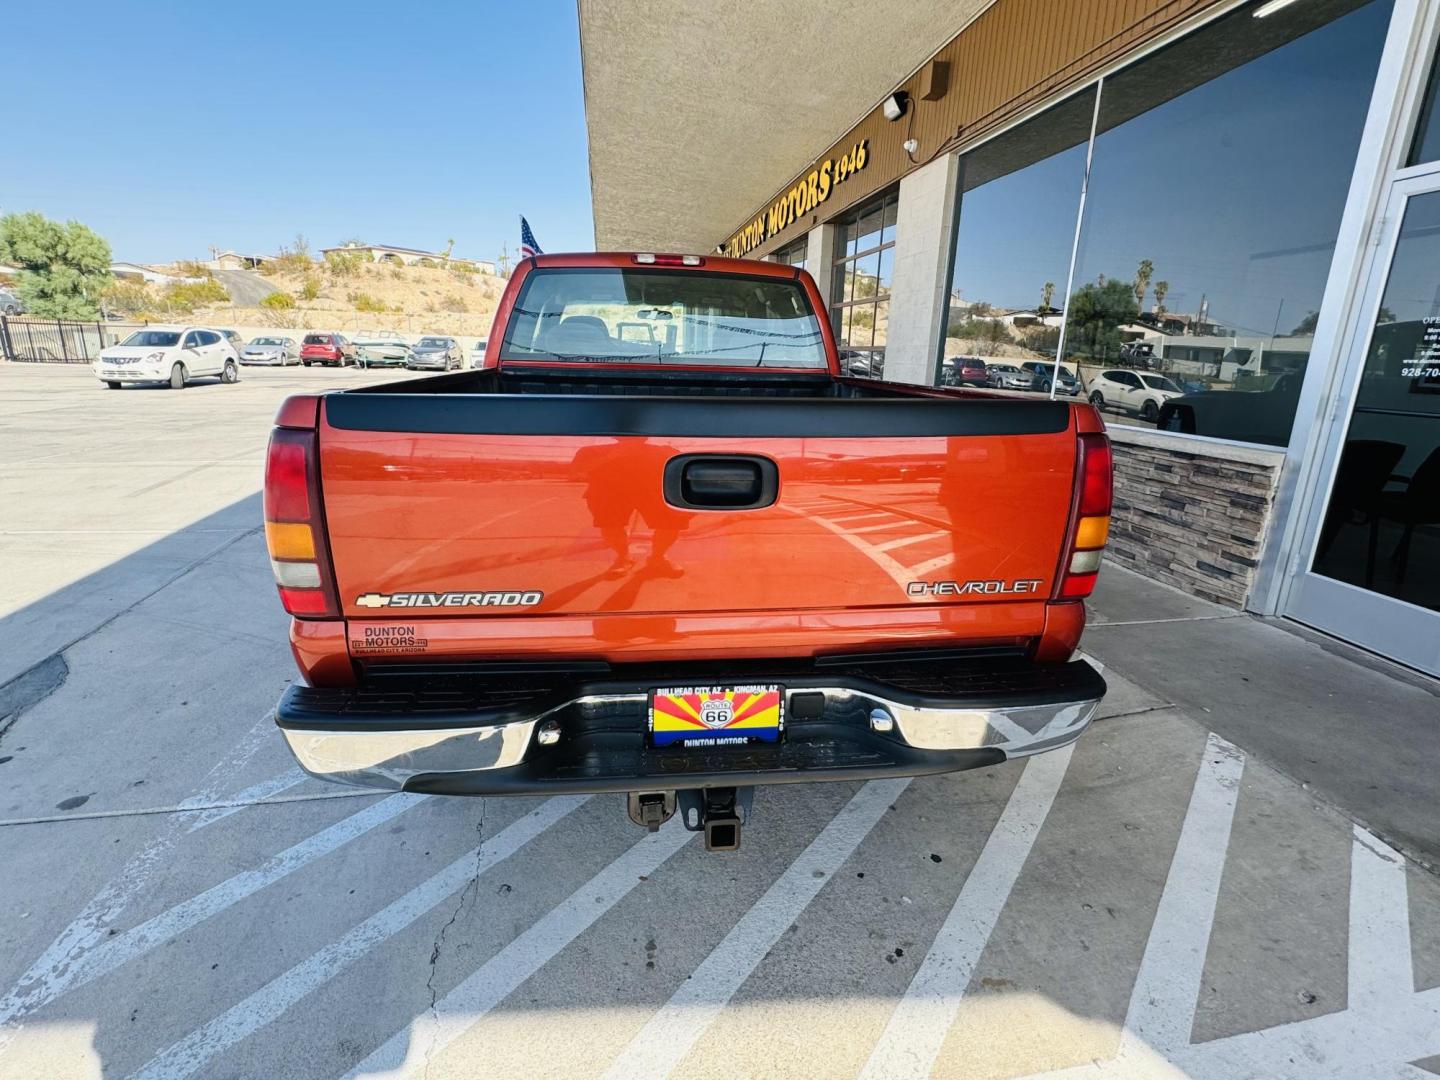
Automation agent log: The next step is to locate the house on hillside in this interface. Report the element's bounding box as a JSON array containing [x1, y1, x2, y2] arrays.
[[211, 251, 271, 271], [321, 242, 496, 274], [109, 262, 206, 286]]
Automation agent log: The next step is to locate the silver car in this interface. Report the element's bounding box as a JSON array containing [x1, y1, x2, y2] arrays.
[[407, 335, 463, 371], [986, 362, 1032, 390], [0, 288, 23, 316], [240, 336, 299, 365]]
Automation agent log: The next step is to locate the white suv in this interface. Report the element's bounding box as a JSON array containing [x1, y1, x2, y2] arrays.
[[1087, 368, 1183, 423], [94, 327, 240, 389]]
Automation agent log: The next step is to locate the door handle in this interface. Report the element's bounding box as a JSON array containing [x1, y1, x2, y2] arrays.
[[664, 454, 778, 510]]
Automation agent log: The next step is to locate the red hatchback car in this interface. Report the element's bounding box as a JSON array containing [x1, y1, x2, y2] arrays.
[[300, 332, 355, 367], [959, 356, 989, 386]]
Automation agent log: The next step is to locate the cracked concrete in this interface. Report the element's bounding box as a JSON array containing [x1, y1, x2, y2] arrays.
[[0, 654, 68, 739]]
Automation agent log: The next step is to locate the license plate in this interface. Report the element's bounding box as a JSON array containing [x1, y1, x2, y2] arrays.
[[649, 685, 784, 748]]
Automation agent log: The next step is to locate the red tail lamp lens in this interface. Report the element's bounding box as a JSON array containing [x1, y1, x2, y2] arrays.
[[1079, 433, 1113, 517], [264, 432, 311, 522]]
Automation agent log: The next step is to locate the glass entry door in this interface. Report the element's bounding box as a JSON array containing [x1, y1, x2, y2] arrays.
[[1286, 175, 1440, 675]]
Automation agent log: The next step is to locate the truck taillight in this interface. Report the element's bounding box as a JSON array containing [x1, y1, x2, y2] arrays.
[[1058, 433, 1113, 599], [264, 427, 339, 618]]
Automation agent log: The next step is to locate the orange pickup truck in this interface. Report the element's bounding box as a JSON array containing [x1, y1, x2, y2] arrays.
[[265, 252, 1110, 849]]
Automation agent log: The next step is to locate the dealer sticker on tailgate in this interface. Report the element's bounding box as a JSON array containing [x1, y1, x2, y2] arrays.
[[648, 685, 784, 748]]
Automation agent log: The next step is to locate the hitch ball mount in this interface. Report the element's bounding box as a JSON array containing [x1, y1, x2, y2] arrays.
[[626, 787, 754, 851]]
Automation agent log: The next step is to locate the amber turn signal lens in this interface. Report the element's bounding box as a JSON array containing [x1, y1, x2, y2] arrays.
[[1074, 515, 1110, 550], [265, 521, 316, 561]]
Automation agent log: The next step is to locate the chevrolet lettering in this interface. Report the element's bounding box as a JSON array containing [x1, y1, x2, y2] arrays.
[[907, 579, 1045, 597]]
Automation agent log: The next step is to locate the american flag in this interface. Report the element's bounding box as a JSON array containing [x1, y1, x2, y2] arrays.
[[519, 217, 542, 259]]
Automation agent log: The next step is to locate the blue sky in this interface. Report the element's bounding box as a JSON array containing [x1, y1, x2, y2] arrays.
[[2, 1, 593, 264]]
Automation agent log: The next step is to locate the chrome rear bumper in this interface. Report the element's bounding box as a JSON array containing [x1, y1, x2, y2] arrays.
[[278, 658, 1105, 795]]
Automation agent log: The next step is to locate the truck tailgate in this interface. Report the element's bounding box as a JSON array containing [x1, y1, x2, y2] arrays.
[[316, 394, 1078, 651]]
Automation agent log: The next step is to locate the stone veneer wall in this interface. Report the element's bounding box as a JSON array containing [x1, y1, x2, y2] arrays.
[[1105, 427, 1285, 608]]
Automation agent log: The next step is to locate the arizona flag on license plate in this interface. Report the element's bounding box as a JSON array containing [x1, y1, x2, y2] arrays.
[[649, 685, 783, 747]]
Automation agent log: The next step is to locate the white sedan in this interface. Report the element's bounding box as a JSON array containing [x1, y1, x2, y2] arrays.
[[469, 337, 489, 368], [1086, 368, 1183, 423], [94, 327, 240, 389]]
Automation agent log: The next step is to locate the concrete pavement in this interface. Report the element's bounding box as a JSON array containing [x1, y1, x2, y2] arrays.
[[1, 361, 1438, 1079]]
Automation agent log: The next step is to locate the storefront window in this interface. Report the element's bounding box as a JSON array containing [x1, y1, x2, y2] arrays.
[[831, 189, 897, 378], [773, 237, 808, 271], [1312, 190, 1440, 611], [1410, 45, 1440, 166], [1069, 0, 1392, 445], [940, 88, 1096, 390]]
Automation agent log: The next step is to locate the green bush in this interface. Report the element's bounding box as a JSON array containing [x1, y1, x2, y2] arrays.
[[175, 259, 213, 279], [159, 278, 229, 313], [416, 257, 437, 268], [947, 317, 1015, 347], [440, 293, 468, 313], [299, 276, 320, 301], [102, 281, 153, 316], [261, 291, 296, 310], [347, 291, 388, 313], [324, 250, 366, 278]]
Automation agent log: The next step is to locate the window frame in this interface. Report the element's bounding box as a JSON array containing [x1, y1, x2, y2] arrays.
[[830, 187, 899, 368]]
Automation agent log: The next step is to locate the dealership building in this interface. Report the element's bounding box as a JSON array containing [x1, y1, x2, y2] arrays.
[[579, 0, 1440, 677]]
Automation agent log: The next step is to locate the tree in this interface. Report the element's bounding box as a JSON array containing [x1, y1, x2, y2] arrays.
[[0, 211, 113, 319], [1065, 278, 1139, 363], [442, 238, 455, 263], [1133, 258, 1154, 312], [1153, 280, 1170, 318], [1291, 310, 1320, 336], [1040, 281, 1055, 312], [337, 237, 365, 248]]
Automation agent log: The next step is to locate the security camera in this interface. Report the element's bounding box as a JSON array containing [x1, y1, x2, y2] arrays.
[[882, 91, 910, 122]]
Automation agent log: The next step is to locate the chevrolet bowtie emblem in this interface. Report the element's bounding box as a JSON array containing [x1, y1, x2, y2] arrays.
[[354, 593, 391, 608]]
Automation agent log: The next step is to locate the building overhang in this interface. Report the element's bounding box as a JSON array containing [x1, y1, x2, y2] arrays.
[[578, 0, 993, 253]]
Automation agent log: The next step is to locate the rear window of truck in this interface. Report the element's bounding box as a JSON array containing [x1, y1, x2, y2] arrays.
[[499, 268, 827, 368]]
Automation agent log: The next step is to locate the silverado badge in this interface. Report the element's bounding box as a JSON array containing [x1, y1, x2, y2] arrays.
[[354, 590, 543, 609]]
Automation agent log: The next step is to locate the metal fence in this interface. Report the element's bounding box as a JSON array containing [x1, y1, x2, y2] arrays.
[[0, 317, 144, 363]]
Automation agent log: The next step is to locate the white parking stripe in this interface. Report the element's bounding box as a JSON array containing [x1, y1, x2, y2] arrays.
[[858, 747, 1074, 1079], [129, 797, 589, 1080], [849, 522, 912, 535], [1348, 826, 1413, 1006], [0, 709, 299, 1051], [185, 769, 309, 831], [601, 779, 910, 1080], [794, 510, 916, 588], [346, 819, 697, 1078], [873, 531, 946, 553], [0, 792, 422, 1037], [1121, 733, 1244, 1053], [906, 553, 956, 576], [825, 512, 893, 525]]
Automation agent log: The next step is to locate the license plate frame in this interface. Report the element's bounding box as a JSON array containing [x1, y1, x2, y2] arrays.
[[648, 684, 785, 748]]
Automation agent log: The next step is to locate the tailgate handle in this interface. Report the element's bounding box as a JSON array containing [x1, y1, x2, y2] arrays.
[[664, 454, 778, 510]]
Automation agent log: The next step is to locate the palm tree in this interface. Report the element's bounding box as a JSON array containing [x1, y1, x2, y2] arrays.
[[442, 238, 455, 263], [1133, 258, 1154, 312], [1040, 281, 1055, 312], [1152, 280, 1169, 318]]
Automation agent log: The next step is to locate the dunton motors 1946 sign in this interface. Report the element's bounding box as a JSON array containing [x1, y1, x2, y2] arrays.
[[724, 140, 870, 257]]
